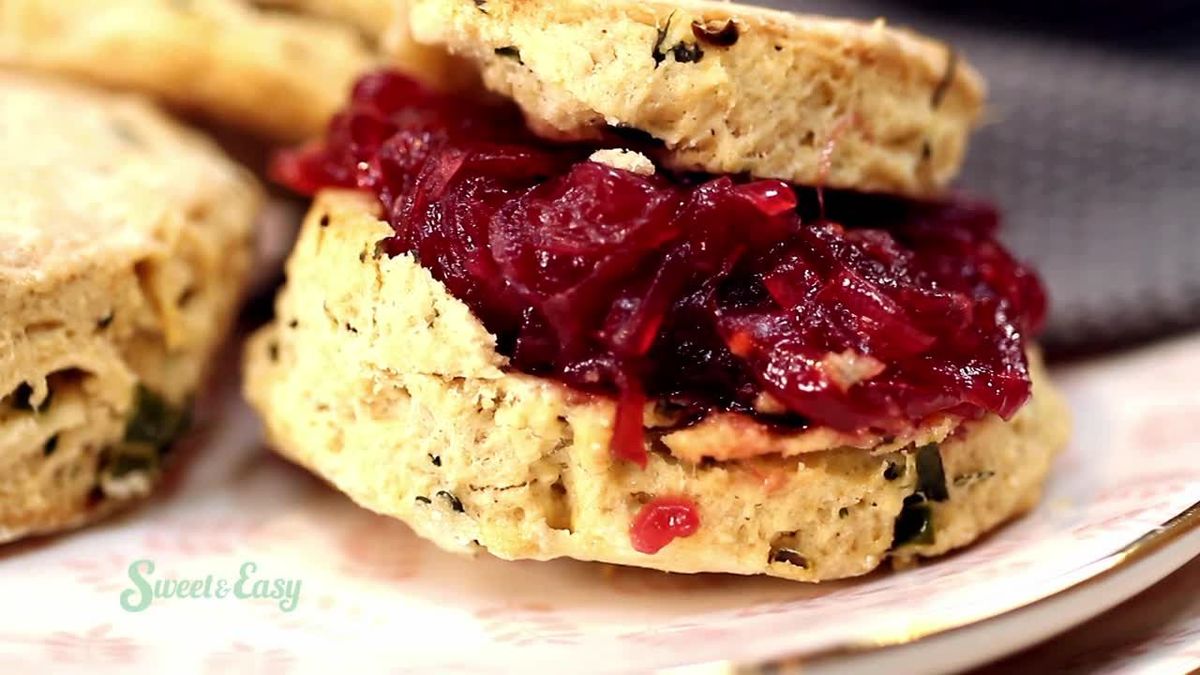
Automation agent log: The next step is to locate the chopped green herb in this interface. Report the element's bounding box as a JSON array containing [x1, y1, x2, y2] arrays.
[[651, 11, 678, 66], [891, 494, 934, 548], [106, 448, 158, 478], [124, 385, 189, 449], [915, 444, 949, 502]]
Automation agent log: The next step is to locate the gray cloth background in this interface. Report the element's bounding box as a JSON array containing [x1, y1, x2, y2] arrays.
[[760, 1, 1200, 353]]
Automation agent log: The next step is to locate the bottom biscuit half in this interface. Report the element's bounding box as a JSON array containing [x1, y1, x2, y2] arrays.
[[245, 191, 1072, 582]]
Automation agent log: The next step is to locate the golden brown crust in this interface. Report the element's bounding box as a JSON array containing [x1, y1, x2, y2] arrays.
[[0, 73, 258, 542], [245, 192, 1070, 581], [408, 0, 985, 197], [0, 0, 376, 141]]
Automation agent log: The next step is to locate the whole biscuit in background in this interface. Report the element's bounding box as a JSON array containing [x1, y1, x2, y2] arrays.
[[251, 0, 397, 39], [252, 0, 478, 104], [0, 0, 458, 141], [0, 72, 259, 543]]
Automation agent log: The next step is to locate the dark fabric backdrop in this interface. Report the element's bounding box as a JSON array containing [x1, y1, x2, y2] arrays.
[[759, 1, 1200, 353]]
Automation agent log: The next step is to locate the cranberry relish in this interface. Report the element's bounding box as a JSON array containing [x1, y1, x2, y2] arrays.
[[273, 71, 1047, 467]]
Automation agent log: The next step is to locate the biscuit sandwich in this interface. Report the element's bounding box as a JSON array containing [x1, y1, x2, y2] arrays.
[[0, 73, 258, 543], [246, 0, 1070, 581]]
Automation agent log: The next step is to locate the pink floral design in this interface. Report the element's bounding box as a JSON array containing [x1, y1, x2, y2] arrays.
[[1128, 405, 1200, 452], [142, 517, 265, 556], [475, 603, 581, 646], [42, 624, 139, 665], [336, 515, 423, 582], [202, 642, 294, 675], [61, 553, 140, 593]]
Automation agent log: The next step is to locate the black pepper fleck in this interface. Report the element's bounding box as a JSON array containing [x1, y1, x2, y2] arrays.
[[883, 461, 903, 481], [10, 382, 36, 411], [43, 434, 59, 457], [319, 214, 331, 228], [769, 548, 809, 568], [97, 312, 115, 330], [268, 341, 280, 362], [430, 454, 442, 467], [953, 470, 996, 487], [670, 42, 704, 64], [838, 507, 850, 519], [494, 46, 523, 65], [415, 496, 432, 505], [436, 490, 465, 513]]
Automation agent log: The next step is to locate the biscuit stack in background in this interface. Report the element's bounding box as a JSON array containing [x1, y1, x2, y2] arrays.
[[0, 0, 384, 541], [243, 0, 1071, 581], [0, 74, 258, 542], [0, 0, 465, 141]]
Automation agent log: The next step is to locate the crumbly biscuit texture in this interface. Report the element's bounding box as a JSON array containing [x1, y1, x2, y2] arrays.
[[0, 73, 258, 542], [0, 0, 377, 140], [407, 0, 984, 197], [245, 192, 1070, 581]]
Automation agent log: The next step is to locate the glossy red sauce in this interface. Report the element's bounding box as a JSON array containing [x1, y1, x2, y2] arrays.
[[273, 71, 1047, 468], [629, 496, 702, 554]]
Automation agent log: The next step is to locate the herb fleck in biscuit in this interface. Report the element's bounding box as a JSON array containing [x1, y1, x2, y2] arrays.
[[245, 192, 1069, 582], [408, 0, 983, 197], [0, 73, 259, 543]]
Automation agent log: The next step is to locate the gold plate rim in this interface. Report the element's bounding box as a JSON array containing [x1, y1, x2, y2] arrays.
[[712, 499, 1200, 673]]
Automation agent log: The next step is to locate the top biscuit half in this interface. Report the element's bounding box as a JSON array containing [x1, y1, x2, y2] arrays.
[[408, 0, 985, 197]]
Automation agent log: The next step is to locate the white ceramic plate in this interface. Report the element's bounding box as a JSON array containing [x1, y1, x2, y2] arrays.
[[2, 336, 1198, 674]]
